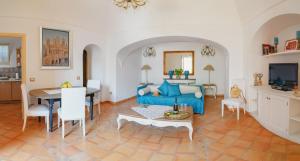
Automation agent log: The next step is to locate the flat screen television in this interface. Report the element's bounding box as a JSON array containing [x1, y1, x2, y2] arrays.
[[269, 63, 298, 91]]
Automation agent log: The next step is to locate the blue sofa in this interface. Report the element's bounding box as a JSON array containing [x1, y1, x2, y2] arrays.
[[137, 84, 205, 114]]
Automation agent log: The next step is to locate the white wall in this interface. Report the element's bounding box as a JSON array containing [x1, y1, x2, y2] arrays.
[[0, 0, 246, 102], [234, 0, 287, 24], [0, 38, 21, 68], [0, 17, 105, 91], [141, 42, 227, 95], [116, 49, 142, 101], [109, 0, 244, 102]]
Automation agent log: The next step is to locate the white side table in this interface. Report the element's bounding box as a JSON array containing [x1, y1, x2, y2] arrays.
[[203, 83, 217, 99]]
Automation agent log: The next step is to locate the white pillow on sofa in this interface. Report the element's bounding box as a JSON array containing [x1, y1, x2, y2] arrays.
[[179, 85, 200, 94], [138, 87, 151, 96], [148, 85, 160, 93]]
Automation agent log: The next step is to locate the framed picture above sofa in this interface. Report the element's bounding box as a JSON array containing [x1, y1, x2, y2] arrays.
[[40, 27, 72, 69]]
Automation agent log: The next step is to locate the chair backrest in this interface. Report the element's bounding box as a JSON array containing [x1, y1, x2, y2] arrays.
[[21, 84, 29, 117], [61, 87, 86, 120], [87, 80, 101, 90], [87, 80, 101, 101], [230, 79, 246, 98]]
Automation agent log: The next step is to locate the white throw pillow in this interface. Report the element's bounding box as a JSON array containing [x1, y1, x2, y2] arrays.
[[148, 85, 160, 93], [179, 85, 200, 94], [138, 87, 151, 96]]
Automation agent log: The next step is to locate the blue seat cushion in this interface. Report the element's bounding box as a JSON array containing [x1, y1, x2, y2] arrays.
[[168, 84, 181, 97], [158, 80, 169, 96], [137, 93, 204, 114]]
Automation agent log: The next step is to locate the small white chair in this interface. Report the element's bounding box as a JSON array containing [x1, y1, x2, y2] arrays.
[[221, 79, 246, 120], [86, 80, 101, 115], [58, 87, 86, 138], [21, 84, 49, 132]]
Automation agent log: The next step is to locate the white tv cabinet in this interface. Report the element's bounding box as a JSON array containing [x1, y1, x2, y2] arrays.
[[252, 86, 300, 143]]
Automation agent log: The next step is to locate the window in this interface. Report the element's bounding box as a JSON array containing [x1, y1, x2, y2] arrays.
[[182, 56, 193, 73], [0, 45, 9, 65]]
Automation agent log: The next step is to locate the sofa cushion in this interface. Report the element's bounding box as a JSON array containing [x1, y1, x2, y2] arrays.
[[137, 93, 204, 114], [168, 84, 181, 97], [138, 87, 151, 96], [158, 80, 169, 96]]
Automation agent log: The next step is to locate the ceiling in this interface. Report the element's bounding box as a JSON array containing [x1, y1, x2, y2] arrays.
[[234, 0, 288, 23]]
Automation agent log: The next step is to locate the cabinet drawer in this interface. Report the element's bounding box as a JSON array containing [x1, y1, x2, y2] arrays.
[[11, 82, 21, 100], [0, 82, 12, 101]]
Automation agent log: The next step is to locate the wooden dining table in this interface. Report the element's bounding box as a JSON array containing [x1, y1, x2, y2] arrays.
[[29, 87, 100, 132]]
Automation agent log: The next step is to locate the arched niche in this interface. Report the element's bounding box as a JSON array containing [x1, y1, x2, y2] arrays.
[[116, 36, 230, 102], [246, 13, 300, 113], [248, 14, 300, 86]]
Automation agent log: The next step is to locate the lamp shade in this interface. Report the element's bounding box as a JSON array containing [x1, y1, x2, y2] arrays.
[[141, 64, 151, 70], [203, 64, 214, 71]]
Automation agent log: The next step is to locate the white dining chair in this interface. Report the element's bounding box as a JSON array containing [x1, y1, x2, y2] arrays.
[[58, 87, 86, 138], [221, 79, 247, 120], [21, 84, 49, 132], [86, 80, 101, 115]]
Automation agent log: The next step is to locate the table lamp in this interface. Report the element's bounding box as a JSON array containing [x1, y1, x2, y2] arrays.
[[141, 64, 151, 84], [203, 64, 214, 84]]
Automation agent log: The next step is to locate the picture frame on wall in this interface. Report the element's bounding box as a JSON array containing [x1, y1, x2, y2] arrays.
[[40, 27, 72, 69], [285, 39, 299, 51], [262, 44, 271, 55]]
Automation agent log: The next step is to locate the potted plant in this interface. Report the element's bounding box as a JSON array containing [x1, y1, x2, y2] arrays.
[[174, 68, 183, 79]]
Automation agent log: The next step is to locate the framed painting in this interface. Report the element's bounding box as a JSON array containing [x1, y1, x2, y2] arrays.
[[40, 27, 71, 69], [285, 39, 299, 51]]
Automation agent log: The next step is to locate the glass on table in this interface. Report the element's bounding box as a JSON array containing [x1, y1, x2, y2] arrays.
[[179, 103, 188, 112]]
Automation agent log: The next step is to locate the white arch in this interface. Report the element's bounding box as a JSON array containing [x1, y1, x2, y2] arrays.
[[115, 36, 230, 101], [83, 44, 107, 100]]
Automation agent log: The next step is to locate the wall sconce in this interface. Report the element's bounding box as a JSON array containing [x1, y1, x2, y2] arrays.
[[143, 47, 156, 57], [201, 45, 216, 56]]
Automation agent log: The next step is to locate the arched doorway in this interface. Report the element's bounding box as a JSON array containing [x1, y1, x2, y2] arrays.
[[82, 44, 104, 87], [116, 36, 230, 102]]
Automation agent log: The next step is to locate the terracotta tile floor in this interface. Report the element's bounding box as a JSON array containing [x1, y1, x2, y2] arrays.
[[1, 97, 300, 161]]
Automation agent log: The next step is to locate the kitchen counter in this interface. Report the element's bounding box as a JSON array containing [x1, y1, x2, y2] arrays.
[[0, 79, 21, 82]]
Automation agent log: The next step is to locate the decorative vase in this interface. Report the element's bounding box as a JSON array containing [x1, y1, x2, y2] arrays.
[[168, 70, 174, 79], [274, 37, 279, 53], [184, 71, 189, 80]]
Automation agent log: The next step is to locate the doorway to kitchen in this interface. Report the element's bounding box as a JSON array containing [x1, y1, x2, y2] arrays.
[[0, 33, 26, 103]]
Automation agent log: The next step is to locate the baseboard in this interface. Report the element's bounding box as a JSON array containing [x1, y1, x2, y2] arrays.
[[0, 100, 21, 104], [204, 95, 224, 98], [102, 96, 136, 105]]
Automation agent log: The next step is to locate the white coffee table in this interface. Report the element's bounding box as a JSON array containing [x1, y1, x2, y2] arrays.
[[117, 105, 194, 141]]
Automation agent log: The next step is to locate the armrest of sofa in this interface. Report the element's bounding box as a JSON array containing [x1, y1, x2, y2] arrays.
[[137, 84, 148, 97], [191, 85, 204, 100]]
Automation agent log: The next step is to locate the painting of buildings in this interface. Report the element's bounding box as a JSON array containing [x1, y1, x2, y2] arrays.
[[41, 28, 70, 69]]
